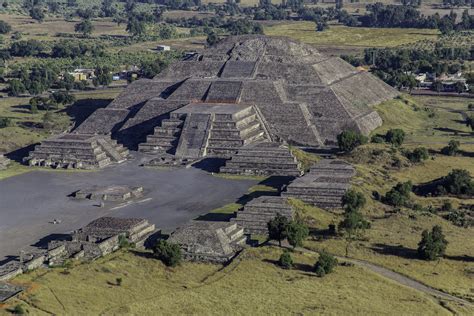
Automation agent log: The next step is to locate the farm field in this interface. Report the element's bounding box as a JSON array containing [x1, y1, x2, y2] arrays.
[[264, 22, 440, 48]]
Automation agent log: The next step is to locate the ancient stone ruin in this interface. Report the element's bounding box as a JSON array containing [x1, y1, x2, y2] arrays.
[[220, 142, 302, 177], [282, 159, 355, 209], [25, 134, 129, 169], [26, 35, 397, 169], [168, 220, 246, 263], [0, 282, 23, 303], [48, 217, 155, 264], [73, 185, 144, 201], [231, 196, 294, 235]]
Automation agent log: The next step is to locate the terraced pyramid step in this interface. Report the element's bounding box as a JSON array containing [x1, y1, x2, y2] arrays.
[[282, 159, 355, 209], [26, 134, 128, 169], [231, 196, 294, 235], [220, 142, 302, 177]]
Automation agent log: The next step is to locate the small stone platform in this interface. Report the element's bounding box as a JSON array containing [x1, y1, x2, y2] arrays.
[[220, 142, 302, 177], [0, 282, 23, 302], [25, 133, 129, 169], [231, 196, 294, 235], [73, 185, 144, 201], [169, 220, 247, 263], [282, 159, 355, 209]]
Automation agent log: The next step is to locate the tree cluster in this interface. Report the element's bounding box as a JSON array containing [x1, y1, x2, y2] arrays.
[[337, 130, 368, 153], [383, 181, 413, 207], [417, 225, 448, 261], [153, 239, 182, 267], [267, 214, 309, 249]]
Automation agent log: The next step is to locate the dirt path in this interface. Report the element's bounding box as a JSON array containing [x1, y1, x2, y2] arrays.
[[272, 241, 473, 307]]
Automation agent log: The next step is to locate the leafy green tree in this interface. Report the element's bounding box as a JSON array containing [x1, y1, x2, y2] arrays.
[[0, 117, 13, 128], [157, 23, 177, 39], [267, 214, 289, 247], [441, 140, 460, 156], [383, 181, 413, 207], [8, 79, 26, 96], [10, 39, 45, 57], [339, 190, 370, 256], [314, 251, 338, 277], [75, 19, 94, 37], [417, 225, 448, 261], [93, 66, 112, 87], [405, 147, 429, 163], [465, 114, 474, 131], [57, 73, 75, 91], [206, 31, 219, 46], [29, 6, 45, 22], [286, 220, 309, 249], [100, 0, 116, 17], [126, 17, 146, 37], [337, 130, 368, 152], [341, 189, 366, 212], [385, 129, 405, 147], [436, 169, 474, 196], [51, 91, 76, 105], [153, 240, 182, 267], [278, 250, 293, 269], [0, 21, 12, 34]]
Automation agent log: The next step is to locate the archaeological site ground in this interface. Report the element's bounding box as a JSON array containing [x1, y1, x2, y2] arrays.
[[0, 1, 473, 314]]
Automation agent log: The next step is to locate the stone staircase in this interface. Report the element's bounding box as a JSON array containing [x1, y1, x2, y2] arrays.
[[138, 118, 184, 154], [223, 222, 247, 246], [207, 106, 266, 158], [220, 142, 302, 177], [26, 134, 129, 169], [231, 196, 294, 235]]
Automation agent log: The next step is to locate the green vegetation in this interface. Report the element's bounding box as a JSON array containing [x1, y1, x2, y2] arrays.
[[314, 251, 338, 277], [267, 214, 289, 247], [337, 130, 368, 152], [441, 140, 460, 156], [383, 181, 413, 207], [435, 169, 474, 196], [417, 225, 448, 261], [153, 240, 182, 267], [278, 250, 293, 269], [385, 128, 405, 147]]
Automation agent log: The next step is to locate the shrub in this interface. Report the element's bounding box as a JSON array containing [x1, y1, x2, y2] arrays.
[[0, 20, 12, 34], [405, 147, 429, 163], [116, 277, 122, 286], [385, 129, 405, 147], [342, 190, 366, 212], [441, 140, 460, 156], [383, 181, 413, 207], [417, 225, 448, 261], [286, 220, 309, 249], [153, 240, 182, 267], [278, 250, 293, 269], [314, 251, 338, 277], [337, 130, 368, 152], [371, 135, 385, 143], [440, 201, 453, 212], [445, 210, 467, 227], [12, 304, 26, 315]]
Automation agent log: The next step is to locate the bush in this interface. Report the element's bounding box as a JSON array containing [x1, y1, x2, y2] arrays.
[[405, 147, 429, 163], [385, 129, 405, 147], [278, 250, 293, 269], [337, 130, 368, 152], [116, 277, 123, 286], [342, 190, 366, 212], [445, 210, 467, 227], [417, 225, 448, 261], [153, 240, 182, 267], [0, 20, 12, 34], [441, 140, 460, 156], [371, 135, 385, 143], [383, 181, 413, 207], [314, 251, 338, 277], [12, 304, 26, 315]]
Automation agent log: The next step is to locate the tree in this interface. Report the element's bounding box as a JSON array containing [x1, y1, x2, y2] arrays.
[[441, 140, 460, 156], [339, 190, 370, 256], [405, 147, 429, 163], [417, 225, 448, 261], [383, 181, 413, 207], [286, 220, 309, 249], [337, 130, 368, 152], [454, 81, 466, 94], [42, 111, 54, 130], [75, 19, 94, 37], [10, 39, 45, 57], [206, 31, 219, 46], [100, 0, 116, 17], [267, 214, 289, 247], [465, 114, 474, 131], [385, 129, 405, 147], [314, 251, 338, 277], [153, 240, 182, 267], [157, 23, 177, 40], [8, 79, 26, 96], [92, 67, 112, 87], [29, 6, 45, 23], [278, 250, 293, 269], [0, 117, 13, 128], [126, 17, 146, 37], [0, 21, 12, 34], [316, 21, 328, 32], [51, 91, 76, 105], [437, 169, 474, 196]]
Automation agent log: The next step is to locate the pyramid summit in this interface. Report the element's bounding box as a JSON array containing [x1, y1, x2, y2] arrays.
[[27, 35, 398, 168]]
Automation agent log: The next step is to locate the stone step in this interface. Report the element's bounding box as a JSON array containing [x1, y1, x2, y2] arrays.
[[227, 227, 244, 242], [153, 127, 182, 137], [206, 147, 239, 157], [161, 119, 184, 128], [243, 130, 265, 144], [96, 138, 126, 163], [233, 234, 248, 246], [138, 143, 175, 152], [220, 167, 301, 177]]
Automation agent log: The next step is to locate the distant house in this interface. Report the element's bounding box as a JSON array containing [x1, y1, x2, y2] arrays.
[[69, 68, 95, 82], [157, 45, 171, 51]]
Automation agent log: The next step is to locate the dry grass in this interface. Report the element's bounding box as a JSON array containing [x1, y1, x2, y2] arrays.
[[1, 247, 453, 315], [264, 22, 439, 48]]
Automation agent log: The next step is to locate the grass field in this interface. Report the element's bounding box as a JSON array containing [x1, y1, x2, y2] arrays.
[[1, 247, 456, 315], [264, 22, 440, 48]]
